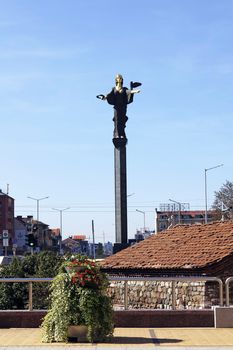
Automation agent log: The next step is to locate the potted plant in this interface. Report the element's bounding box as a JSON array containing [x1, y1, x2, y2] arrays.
[[41, 255, 114, 343]]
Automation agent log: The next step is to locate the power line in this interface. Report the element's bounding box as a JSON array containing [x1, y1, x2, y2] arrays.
[[15, 204, 206, 209]]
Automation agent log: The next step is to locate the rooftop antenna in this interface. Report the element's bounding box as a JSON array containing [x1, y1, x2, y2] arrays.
[[7, 184, 9, 195]]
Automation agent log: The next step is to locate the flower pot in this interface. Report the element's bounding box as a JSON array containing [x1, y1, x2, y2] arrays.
[[67, 325, 88, 342]]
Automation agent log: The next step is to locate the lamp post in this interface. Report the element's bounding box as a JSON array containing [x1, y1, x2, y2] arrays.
[[52, 207, 70, 254], [169, 198, 182, 225], [204, 164, 223, 224], [27, 196, 49, 221], [136, 209, 146, 232]]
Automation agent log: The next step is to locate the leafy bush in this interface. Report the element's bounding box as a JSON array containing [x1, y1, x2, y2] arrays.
[[0, 257, 27, 309]]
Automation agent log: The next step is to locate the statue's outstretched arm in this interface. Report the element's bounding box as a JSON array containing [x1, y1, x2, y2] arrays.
[[130, 89, 140, 94]]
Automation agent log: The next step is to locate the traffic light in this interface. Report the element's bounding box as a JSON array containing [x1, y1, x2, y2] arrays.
[[27, 234, 36, 248], [32, 224, 38, 233]]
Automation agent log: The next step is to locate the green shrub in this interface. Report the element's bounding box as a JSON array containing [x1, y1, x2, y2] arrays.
[[0, 252, 64, 310]]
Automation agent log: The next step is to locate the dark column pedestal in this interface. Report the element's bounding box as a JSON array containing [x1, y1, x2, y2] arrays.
[[113, 242, 130, 254], [113, 138, 128, 250]]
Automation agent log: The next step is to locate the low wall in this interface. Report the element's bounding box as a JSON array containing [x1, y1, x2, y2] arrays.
[[108, 281, 219, 309], [214, 307, 233, 327], [115, 310, 214, 327], [0, 311, 46, 328], [0, 309, 214, 328]]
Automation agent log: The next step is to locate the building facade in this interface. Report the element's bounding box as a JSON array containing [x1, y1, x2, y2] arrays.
[[155, 209, 218, 233], [15, 216, 59, 253], [14, 217, 27, 254], [0, 190, 15, 255]]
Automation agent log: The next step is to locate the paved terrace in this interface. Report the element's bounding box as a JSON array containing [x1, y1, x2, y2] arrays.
[[1, 328, 233, 349]]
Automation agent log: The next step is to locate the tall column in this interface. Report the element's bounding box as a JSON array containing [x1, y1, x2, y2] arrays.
[[96, 74, 141, 253], [113, 138, 128, 244]]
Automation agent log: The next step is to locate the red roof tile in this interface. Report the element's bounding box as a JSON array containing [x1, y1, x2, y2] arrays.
[[102, 221, 233, 271]]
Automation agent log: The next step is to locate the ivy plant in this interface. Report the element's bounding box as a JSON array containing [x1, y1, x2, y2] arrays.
[[41, 255, 114, 343]]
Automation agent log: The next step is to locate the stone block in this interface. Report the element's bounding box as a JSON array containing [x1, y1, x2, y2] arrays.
[[214, 307, 233, 328]]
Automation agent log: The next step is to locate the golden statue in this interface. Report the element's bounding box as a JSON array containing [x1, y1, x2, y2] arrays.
[[97, 74, 141, 139]]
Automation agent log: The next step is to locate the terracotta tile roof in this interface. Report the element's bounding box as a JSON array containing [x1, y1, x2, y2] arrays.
[[72, 235, 86, 241], [102, 221, 233, 271], [51, 228, 60, 236]]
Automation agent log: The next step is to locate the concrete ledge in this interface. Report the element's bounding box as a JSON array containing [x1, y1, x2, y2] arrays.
[[0, 309, 214, 328], [114, 310, 214, 327], [214, 307, 233, 328], [0, 311, 46, 328]]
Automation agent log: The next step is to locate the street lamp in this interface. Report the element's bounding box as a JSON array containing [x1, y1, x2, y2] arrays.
[[136, 209, 146, 232], [204, 164, 223, 224], [52, 207, 70, 254], [169, 198, 182, 224], [27, 196, 49, 221]]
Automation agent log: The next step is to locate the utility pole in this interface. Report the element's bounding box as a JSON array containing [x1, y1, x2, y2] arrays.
[[204, 164, 223, 224], [92, 220, 96, 259], [136, 209, 146, 232], [52, 207, 70, 254]]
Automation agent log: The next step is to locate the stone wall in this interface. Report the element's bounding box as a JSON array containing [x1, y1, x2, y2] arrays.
[[108, 280, 220, 309]]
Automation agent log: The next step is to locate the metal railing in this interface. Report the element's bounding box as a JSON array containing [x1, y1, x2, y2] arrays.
[[0, 276, 224, 311], [0, 278, 52, 311], [225, 277, 233, 307]]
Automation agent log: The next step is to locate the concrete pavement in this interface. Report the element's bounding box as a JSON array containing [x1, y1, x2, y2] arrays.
[[0, 327, 233, 349]]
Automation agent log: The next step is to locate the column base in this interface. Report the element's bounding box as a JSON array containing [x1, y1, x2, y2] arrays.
[[113, 243, 130, 254]]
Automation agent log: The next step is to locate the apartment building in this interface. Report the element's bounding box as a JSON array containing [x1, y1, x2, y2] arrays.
[[155, 209, 218, 233]]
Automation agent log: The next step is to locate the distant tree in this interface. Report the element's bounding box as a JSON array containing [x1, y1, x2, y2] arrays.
[[0, 252, 64, 310], [0, 257, 27, 309], [30, 251, 64, 309], [212, 180, 233, 219], [22, 254, 37, 276], [34, 251, 64, 277], [96, 243, 104, 258]]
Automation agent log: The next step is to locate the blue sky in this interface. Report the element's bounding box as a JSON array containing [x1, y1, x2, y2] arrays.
[[0, 0, 232, 243]]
